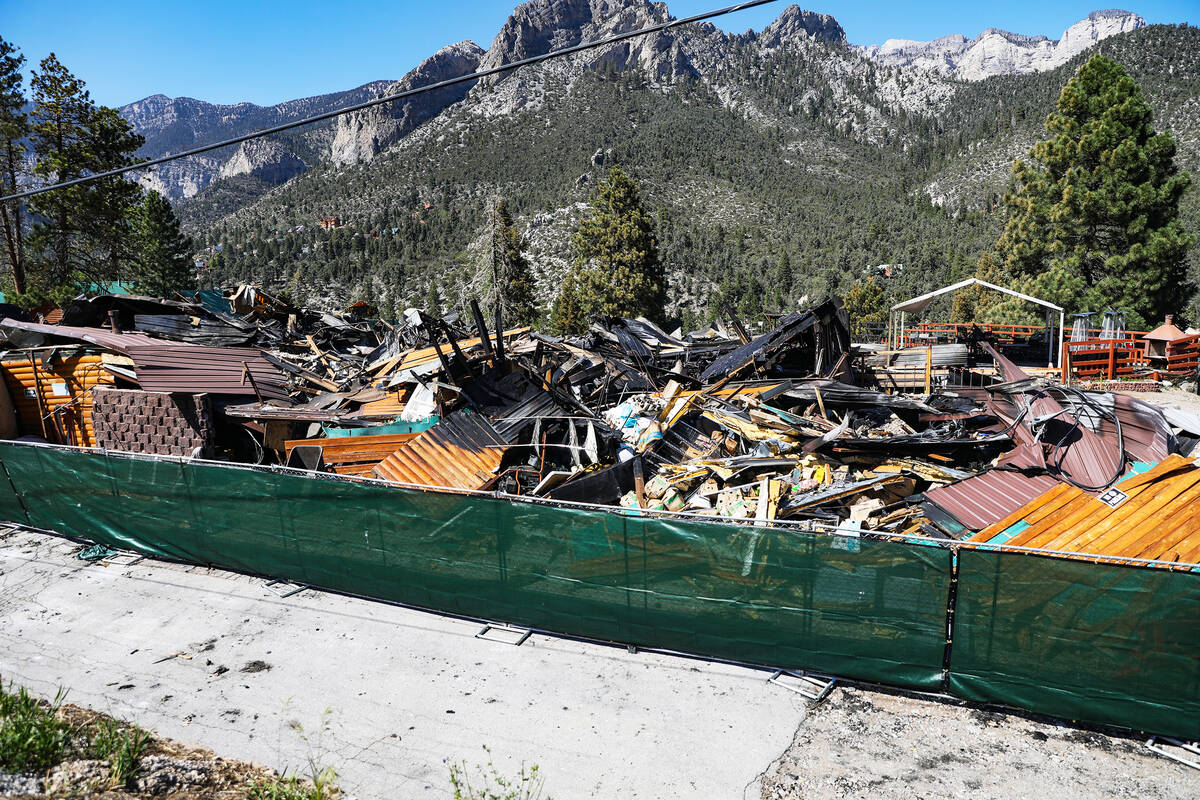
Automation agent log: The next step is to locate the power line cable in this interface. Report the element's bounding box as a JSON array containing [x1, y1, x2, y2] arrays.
[[1, 0, 779, 204]]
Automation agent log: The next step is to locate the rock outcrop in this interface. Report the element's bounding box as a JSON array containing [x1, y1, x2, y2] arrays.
[[862, 9, 1145, 80], [217, 139, 305, 183], [328, 41, 485, 166], [757, 5, 846, 48]]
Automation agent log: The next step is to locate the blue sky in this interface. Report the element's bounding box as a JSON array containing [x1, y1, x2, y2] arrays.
[[0, 1, 1193, 107]]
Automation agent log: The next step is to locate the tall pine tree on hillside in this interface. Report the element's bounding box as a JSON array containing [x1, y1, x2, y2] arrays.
[[79, 106, 145, 282], [552, 166, 664, 334], [133, 190, 193, 297], [0, 37, 27, 294], [995, 54, 1194, 329]]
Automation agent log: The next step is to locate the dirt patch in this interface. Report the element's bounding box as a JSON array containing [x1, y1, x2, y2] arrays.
[[759, 687, 1199, 800]]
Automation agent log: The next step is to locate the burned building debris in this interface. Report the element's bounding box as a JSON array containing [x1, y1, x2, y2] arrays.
[[0, 286, 1197, 565]]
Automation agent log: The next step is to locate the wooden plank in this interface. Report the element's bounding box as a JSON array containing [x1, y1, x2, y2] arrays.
[[972, 482, 1073, 541], [1114, 454, 1193, 492], [1121, 499, 1200, 561], [285, 432, 418, 462], [1003, 493, 1095, 547], [1083, 470, 1200, 555]]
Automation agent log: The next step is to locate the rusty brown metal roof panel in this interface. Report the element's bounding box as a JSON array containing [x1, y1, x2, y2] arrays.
[[924, 469, 1063, 532], [981, 342, 1124, 490], [969, 454, 1200, 565], [1, 318, 184, 352], [125, 345, 290, 401], [1050, 390, 1176, 465], [371, 411, 508, 490]]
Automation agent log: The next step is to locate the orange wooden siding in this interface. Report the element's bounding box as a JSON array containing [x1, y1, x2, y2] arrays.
[[970, 454, 1200, 566], [1, 354, 115, 446]]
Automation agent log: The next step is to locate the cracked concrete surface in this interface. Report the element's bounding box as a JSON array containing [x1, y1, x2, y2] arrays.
[[0, 528, 807, 799], [3, 526, 1195, 799]]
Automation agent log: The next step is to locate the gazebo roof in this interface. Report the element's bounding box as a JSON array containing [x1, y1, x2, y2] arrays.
[[891, 278, 1063, 315]]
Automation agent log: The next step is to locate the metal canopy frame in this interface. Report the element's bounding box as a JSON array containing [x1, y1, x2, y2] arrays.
[[888, 278, 1066, 366]]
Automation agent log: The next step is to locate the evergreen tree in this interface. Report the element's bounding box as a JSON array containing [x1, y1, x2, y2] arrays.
[[549, 267, 586, 335], [79, 106, 145, 282], [27, 54, 92, 287], [26, 54, 144, 291], [483, 198, 536, 326], [133, 190, 193, 297], [553, 166, 663, 333], [995, 54, 1194, 329], [842, 278, 886, 336], [0, 37, 28, 294]]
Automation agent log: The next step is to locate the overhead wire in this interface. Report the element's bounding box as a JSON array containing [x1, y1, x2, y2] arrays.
[[0, 0, 780, 204]]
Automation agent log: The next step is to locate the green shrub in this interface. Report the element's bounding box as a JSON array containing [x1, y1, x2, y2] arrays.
[[246, 765, 339, 800], [0, 680, 71, 773], [449, 746, 550, 800], [89, 717, 151, 784]]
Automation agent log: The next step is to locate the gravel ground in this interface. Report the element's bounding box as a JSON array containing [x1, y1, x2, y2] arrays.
[[760, 685, 1198, 800], [1122, 385, 1200, 416]]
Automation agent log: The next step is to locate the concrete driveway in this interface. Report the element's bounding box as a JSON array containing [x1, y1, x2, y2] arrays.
[[0, 527, 807, 799]]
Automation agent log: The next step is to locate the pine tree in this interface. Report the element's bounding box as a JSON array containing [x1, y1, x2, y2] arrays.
[[842, 278, 886, 336], [483, 198, 536, 326], [133, 190, 193, 297], [26, 54, 144, 291], [549, 267, 586, 335], [553, 166, 664, 334], [0, 37, 28, 294], [995, 54, 1195, 329], [27, 54, 92, 287]]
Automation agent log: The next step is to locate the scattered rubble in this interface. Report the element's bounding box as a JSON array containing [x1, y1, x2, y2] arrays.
[[2, 287, 1199, 560]]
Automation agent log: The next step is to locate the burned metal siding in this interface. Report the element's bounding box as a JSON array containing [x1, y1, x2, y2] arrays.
[[372, 412, 508, 490], [924, 470, 1062, 532], [126, 345, 290, 401], [0, 318, 181, 353]]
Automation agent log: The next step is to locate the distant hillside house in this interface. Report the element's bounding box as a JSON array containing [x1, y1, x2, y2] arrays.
[[871, 264, 905, 279], [319, 216, 343, 230]]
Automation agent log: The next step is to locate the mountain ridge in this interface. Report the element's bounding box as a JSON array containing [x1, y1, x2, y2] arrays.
[[861, 8, 1146, 80], [100, 2, 1197, 323]]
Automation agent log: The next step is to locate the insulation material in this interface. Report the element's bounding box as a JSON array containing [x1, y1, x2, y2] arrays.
[[0, 353, 114, 446]]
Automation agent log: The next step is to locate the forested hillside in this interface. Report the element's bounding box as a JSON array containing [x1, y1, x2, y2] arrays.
[[188, 14, 1200, 328]]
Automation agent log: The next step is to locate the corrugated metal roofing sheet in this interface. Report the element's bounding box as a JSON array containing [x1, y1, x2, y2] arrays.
[[371, 411, 508, 490], [981, 342, 1124, 490], [969, 454, 1200, 565], [492, 389, 564, 443], [125, 345, 290, 401], [0, 318, 184, 352], [924, 469, 1063, 532]]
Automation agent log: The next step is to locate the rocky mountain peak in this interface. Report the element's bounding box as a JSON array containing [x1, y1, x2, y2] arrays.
[[329, 41, 485, 165], [759, 5, 846, 48], [863, 9, 1145, 81], [1059, 9, 1144, 55], [477, 0, 673, 81]]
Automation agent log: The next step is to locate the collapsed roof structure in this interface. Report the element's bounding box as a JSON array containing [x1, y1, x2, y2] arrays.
[[2, 287, 1197, 563]]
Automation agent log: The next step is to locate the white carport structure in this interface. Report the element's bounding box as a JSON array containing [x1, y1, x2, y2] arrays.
[[889, 278, 1065, 366]]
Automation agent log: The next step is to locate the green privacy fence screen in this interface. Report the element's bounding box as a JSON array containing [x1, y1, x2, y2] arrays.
[[0, 443, 949, 690], [950, 548, 1200, 740], [0, 442, 1196, 738]]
